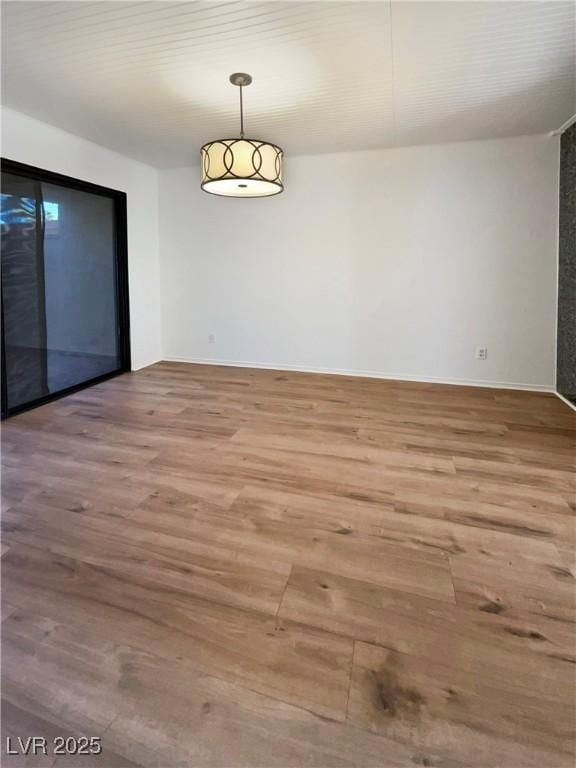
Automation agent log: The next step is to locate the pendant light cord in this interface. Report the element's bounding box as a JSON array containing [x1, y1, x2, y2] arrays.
[[239, 85, 244, 138]]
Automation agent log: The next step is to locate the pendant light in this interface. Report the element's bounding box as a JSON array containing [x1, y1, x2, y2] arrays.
[[201, 73, 284, 197]]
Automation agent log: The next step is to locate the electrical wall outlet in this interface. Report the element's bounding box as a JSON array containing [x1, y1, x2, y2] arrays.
[[476, 347, 488, 361], [208, 333, 216, 344]]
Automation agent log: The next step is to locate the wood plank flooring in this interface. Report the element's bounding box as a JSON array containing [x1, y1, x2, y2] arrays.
[[1, 361, 575, 767]]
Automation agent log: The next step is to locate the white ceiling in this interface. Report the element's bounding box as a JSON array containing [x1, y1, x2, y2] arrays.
[[2, 1, 575, 167]]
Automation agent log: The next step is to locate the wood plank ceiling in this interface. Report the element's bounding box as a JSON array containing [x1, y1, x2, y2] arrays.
[[2, 1, 575, 166]]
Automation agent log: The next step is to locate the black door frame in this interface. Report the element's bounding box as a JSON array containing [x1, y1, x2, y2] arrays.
[[1, 158, 131, 419]]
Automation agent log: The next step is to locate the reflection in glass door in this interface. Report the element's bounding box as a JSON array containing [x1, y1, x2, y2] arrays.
[[1, 160, 130, 417]]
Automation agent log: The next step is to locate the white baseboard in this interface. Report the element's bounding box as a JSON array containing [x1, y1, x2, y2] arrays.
[[132, 356, 163, 372], [555, 391, 576, 412], [161, 355, 555, 393]]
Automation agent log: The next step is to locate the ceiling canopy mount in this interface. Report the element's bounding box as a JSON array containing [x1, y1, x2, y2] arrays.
[[229, 72, 252, 87]]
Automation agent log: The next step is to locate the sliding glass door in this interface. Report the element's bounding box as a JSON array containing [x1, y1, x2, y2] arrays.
[[1, 160, 130, 417]]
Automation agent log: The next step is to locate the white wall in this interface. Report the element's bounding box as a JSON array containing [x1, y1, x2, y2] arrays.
[[1, 113, 559, 389], [159, 135, 559, 390], [1, 107, 161, 370]]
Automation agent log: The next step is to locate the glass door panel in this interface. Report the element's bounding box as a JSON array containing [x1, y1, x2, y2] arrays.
[[1, 161, 129, 417]]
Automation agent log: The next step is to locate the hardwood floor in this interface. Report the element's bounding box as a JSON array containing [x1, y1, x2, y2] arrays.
[[1, 361, 575, 767]]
